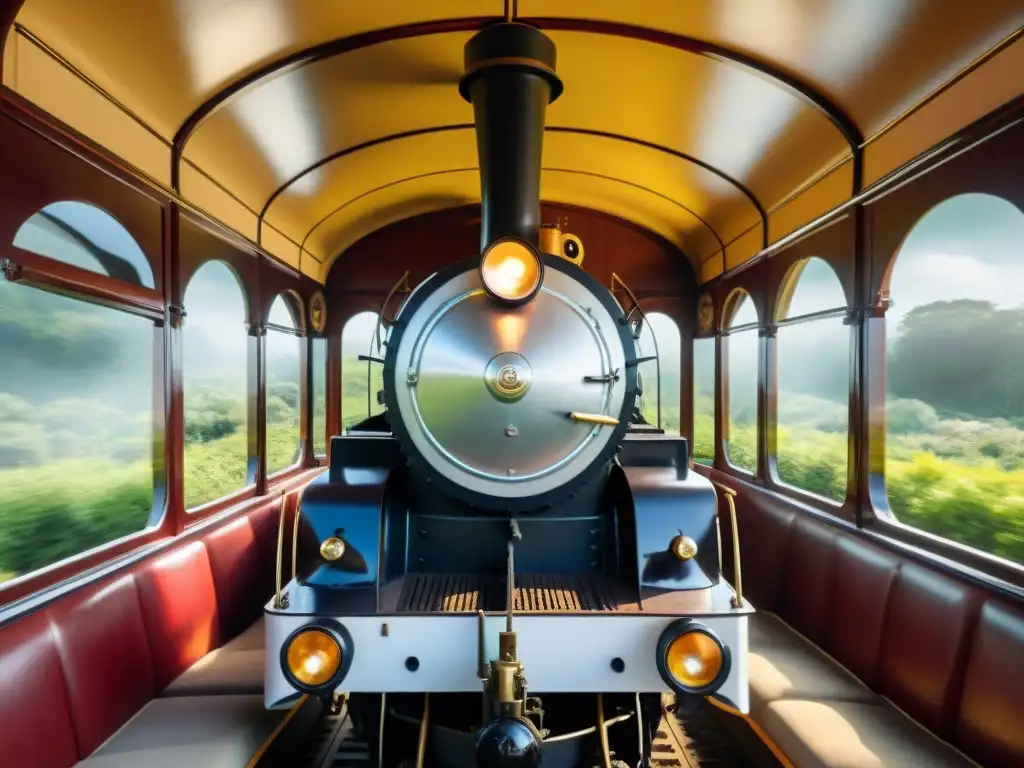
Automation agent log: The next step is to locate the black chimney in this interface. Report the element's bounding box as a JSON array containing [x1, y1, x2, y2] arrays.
[[459, 23, 563, 253]]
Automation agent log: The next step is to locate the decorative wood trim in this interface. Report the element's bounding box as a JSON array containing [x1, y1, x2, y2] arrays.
[[1, 247, 164, 320]]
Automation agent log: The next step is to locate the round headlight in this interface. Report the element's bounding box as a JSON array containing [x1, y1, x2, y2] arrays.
[[666, 632, 723, 688], [480, 238, 543, 305], [656, 620, 730, 695], [285, 628, 342, 688]]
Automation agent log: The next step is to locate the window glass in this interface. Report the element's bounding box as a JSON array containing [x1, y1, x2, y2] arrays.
[[0, 281, 155, 585], [635, 312, 680, 434], [693, 337, 715, 465], [775, 258, 849, 502], [342, 311, 384, 430], [183, 261, 248, 508], [312, 337, 327, 456], [885, 193, 1024, 564], [14, 201, 155, 288], [726, 291, 758, 472], [266, 295, 301, 475]]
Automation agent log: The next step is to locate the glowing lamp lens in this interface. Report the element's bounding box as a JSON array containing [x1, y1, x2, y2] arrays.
[[286, 628, 342, 687], [480, 239, 542, 303], [666, 631, 724, 689]]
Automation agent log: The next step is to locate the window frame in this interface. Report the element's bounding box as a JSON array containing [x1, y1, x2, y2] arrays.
[[720, 287, 760, 478], [181, 258, 256, 515], [691, 335, 716, 466], [766, 256, 853, 509], [866, 192, 1024, 575], [264, 291, 307, 480], [0, 217, 169, 604]]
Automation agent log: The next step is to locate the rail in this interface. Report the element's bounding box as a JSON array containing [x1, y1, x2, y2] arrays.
[[609, 272, 661, 430], [712, 481, 744, 609], [274, 489, 302, 609]]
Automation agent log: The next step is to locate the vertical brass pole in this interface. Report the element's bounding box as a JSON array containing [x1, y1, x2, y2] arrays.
[[597, 693, 612, 768], [415, 694, 430, 768]]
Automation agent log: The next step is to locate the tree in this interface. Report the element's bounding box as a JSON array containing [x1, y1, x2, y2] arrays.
[[888, 300, 1024, 419]]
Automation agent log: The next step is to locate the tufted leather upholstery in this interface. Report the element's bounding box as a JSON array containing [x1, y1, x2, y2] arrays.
[[50, 574, 156, 755], [955, 600, 1024, 766], [0, 491, 302, 767], [0, 610, 79, 768], [719, 475, 1024, 767]]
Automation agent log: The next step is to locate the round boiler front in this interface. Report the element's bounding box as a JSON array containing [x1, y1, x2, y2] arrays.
[[385, 257, 633, 507]]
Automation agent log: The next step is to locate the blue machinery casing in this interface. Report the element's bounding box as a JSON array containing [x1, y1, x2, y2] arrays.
[[265, 432, 751, 711]]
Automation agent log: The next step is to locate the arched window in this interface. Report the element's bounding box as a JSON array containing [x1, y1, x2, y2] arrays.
[[0, 220, 155, 585], [266, 294, 302, 475], [725, 290, 758, 472], [312, 337, 327, 456], [183, 261, 248, 509], [14, 201, 154, 288], [692, 337, 715, 464], [342, 311, 384, 430], [884, 193, 1024, 565], [636, 312, 681, 435], [774, 257, 849, 502]]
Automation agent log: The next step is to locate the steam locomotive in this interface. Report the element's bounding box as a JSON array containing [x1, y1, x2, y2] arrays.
[[264, 22, 750, 768]]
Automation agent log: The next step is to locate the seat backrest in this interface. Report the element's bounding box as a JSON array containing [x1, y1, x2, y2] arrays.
[[729, 482, 1024, 767], [0, 493, 288, 767]]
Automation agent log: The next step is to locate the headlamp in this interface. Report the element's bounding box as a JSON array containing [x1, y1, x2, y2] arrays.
[[480, 237, 543, 305], [281, 624, 351, 692], [656, 619, 730, 695]]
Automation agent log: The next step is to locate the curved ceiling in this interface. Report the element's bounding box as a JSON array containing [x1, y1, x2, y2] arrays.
[[7, 0, 1023, 282]]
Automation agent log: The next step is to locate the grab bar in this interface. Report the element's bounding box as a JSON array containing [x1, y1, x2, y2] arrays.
[[712, 481, 743, 609], [274, 490, 302, 609]]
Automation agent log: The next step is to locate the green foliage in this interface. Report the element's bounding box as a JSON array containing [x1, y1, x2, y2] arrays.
[[889, 300, 1024, 420], [0, 459, 152, 576]]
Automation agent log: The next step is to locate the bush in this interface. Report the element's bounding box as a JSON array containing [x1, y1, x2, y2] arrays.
[[887, 399, 940, 434]]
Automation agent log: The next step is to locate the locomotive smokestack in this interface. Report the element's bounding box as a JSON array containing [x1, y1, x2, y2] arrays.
[[459, 23, 563, 253]]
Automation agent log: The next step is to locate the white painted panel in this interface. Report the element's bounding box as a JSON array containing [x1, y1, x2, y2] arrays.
[[265, 612, 749, 714]]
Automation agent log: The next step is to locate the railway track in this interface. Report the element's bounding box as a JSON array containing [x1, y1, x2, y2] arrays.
[[294, 694, 776, 768]]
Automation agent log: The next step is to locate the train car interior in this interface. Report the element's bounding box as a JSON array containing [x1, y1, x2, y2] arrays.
[[0, 2, 1021, 768]]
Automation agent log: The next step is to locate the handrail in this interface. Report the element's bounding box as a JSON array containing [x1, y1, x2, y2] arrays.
[[610, 272, 661, 429], [291, 503, 302, 583], [273, 489, 302, 609], [712, 481, 743, 608]]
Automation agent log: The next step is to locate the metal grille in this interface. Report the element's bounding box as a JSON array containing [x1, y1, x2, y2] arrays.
[[396, 573, 622, 613]]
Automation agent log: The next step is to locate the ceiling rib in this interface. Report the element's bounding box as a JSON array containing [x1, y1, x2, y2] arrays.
[[259, 125, 764, 251], [169, 15, 867, 219], [169, 16, 496, 190], [298, 166, 723, 267]]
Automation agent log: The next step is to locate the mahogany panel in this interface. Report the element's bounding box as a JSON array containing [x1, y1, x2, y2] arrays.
[[325, 202, 695, 300], [0, 107, 165, 291], [49, 573, 155, 757], [869, 114, 1024, 301], [0, 609, 78, 768], [178, 212, 260, 326]]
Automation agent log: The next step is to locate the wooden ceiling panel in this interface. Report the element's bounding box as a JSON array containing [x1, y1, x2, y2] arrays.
[[520, 0, 1024, 138], [13, 0, 496, 136], [10, 0, 1022, 281], [264, 127, 761, 265], [265, 129, 480, 259], [544, 31, 850, 209], [181, 32, 475, 212]]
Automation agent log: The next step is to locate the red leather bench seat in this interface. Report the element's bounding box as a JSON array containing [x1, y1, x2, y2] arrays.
[[725, 485, 1024, 768], [0, 496, 297, 768]]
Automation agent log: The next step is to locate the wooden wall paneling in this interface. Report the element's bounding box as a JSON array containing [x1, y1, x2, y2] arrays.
[[0, 106, 165, 292], [868, 115, 1024, 301]]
